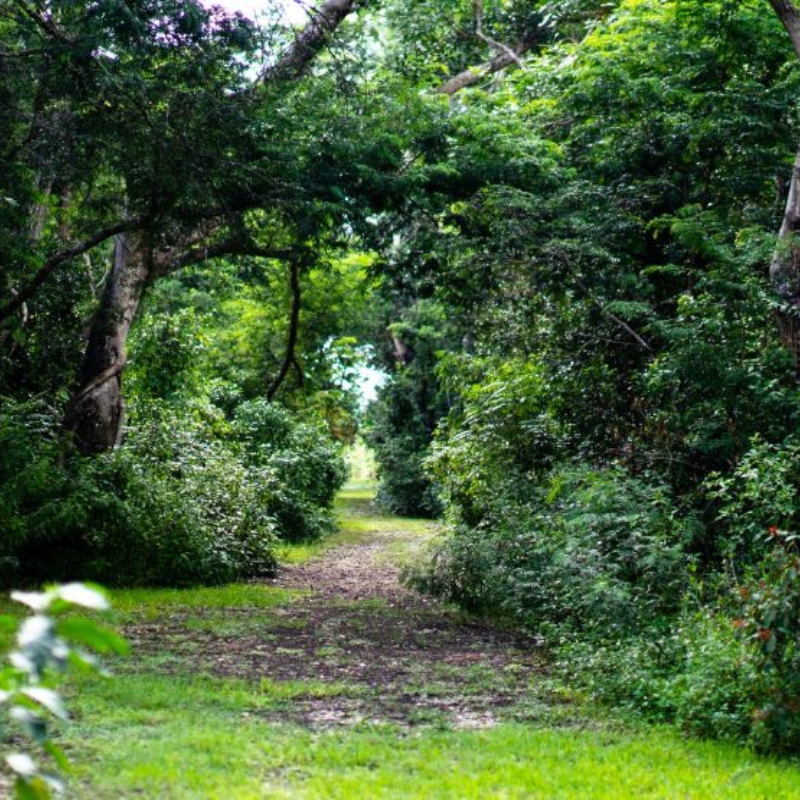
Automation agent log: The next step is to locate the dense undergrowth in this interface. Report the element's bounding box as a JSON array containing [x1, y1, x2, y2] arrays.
[[0, 395, 345, 587], [371, 0, 800, 755]]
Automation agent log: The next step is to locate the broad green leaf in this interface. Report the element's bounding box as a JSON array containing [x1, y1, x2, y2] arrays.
[[6, 752, 36, 777], [55, 584, 109, 611], [57, 619, 129, 655], [10, 593, 51, 613], [21, 689, 68, 721]]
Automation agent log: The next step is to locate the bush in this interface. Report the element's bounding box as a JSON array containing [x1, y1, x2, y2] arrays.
[[707, 435, 800, 562], [231, 399, 347, 541], [556, 608, 759, 738], [411, 466, 690, 638], [0, 396, 345, 586], [559, 592, 800, 754], [1, 583, 127, 798]]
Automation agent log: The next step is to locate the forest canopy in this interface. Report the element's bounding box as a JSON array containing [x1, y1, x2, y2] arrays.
[[4, 0, 800, 763]]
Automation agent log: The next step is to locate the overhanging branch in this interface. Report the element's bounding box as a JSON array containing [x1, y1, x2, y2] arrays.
[[0, 218, 143, 324], [436, 32, 539, 95], [258, 0, 358, 85]]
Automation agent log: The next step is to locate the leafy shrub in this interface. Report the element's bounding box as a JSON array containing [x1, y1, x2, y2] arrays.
[[707, 436, 800, 562], [559, 589, 800, 754], [735, 527, 800, 751], [0, 396, 345, 586], [231, 399, 347, 541], [411, 466, 690, 638], [427, 358, 570, 529], [557, 608, 760, 740], [371, 434, 441, 518], [1, 583, 127, 798]]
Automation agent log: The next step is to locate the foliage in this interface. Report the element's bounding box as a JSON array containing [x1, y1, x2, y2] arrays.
[[366, 300, 457, 516], [231, 399, 347, 541], [366, 0, 800, 755], [5, 0, 800, 761], [706, 436, 800, 561], [0, 396, 344, 586], [0, 583, 127, 799], [413, 465, 690, 637]]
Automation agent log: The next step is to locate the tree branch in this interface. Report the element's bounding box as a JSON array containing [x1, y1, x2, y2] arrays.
[[0, 218, 143, 324], [166, 238, 294, 274], [258, 0, 358, 85], [472, 0, 524, 68], [268, 258, 302, 400], [436, 32, 539, 95], [573, 275, 653, 352]]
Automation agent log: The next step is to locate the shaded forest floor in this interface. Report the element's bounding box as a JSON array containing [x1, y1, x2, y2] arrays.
[[52, 487, 800, 797]]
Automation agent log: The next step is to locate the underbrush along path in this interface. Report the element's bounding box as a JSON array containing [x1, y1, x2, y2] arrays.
[[63, 487, 800, 798]]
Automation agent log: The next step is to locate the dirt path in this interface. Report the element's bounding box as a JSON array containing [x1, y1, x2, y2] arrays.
[[128, 490, 552, 729]]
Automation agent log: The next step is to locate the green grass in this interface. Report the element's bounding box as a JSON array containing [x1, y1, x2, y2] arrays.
[[275, 485, 429, 565], [31, 485, 800, 797], [64, 672, 800, 798], [109, 584, 302, 622]]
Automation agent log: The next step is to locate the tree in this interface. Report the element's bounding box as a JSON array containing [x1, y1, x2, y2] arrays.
[[1, 0, 367, 451], [767, 0, 800, 363]]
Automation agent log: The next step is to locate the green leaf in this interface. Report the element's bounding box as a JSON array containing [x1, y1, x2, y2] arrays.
[[21, 689, 68, 721], [42, 741, 71, 774], [56, 619, 129, 655], [55, 584, 109, 611], [10, 593, 51, 613], [6, 753, 36, 778], [13, 775, 51, 800]]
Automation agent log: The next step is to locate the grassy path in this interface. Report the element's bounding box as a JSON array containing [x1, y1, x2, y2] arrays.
[[60, 487, 800, 798]]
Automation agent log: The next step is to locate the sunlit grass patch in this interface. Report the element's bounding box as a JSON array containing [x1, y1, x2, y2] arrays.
[[64, 677, 800, 800], [110, 584, 302, 621], [276, 526, 370, 565]]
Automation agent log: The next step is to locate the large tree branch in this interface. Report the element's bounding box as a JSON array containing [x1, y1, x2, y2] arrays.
[[769, 0, 800, 60], [0, 218, 143, 324], [258, 0, 358, 85], [436, 32, 539, 95], [166, 237, 295, 274]]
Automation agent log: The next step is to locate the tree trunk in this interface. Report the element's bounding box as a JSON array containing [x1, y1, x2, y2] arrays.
[[771, 142, 800, 363], [768, 1, 800, 363], [64, 230, 151, 453]]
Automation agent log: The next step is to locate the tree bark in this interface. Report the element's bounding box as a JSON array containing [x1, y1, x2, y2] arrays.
[[768, 1, 800, 60], [768, 1, 800, 362], [258, 0, 357, 84], [64, 231, 152, 453], [436, 33, 538, 95], [771, 142, 800, 361]]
